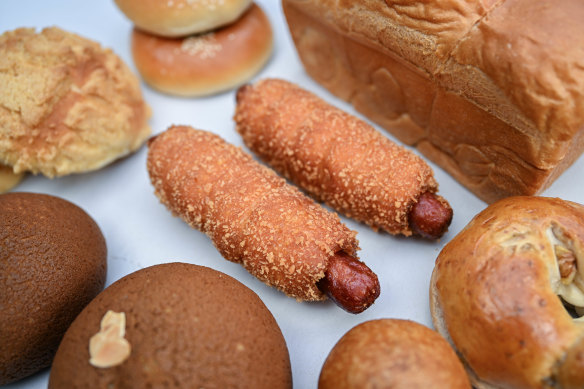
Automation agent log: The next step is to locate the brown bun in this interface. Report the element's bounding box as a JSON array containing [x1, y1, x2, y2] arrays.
[[114, 0, 252, 37], [319, 319, 470, 389], [0, 192, 107, 385], [131, 3, 273, 97], [431, 196, 584, 388], [282, 0, 584, 203], [49, 262, 292, 389], [0, 27, 151, 178]]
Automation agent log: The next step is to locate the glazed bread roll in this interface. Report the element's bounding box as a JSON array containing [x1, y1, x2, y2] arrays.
[[282, 0, 584, 203], [319, 319, 470, 389], [114, 0, 252, 37], [431, 196, 584, 388], [131, 3, 273, 97], [0, 27, 151, 178]]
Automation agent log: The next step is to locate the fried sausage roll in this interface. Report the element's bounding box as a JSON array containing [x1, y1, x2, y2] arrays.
[[234, 79, 453, 239], [147, 126, 379, 313]]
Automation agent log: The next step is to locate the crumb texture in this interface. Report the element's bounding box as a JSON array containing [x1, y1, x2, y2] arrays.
[[147, 126, 359, 301], [235, 78, 437, 235]]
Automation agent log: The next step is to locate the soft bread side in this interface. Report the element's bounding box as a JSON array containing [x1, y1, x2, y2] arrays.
[[431, 197, 584, 388], [282, 0, 584, 203], [430, 265, 498, 389]]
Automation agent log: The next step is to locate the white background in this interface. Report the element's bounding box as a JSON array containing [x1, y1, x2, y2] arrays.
[[2, 1, 583, 388]]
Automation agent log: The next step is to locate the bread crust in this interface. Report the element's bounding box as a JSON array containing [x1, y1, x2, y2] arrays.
[[282, 0, 584, 203], [0, 163, 23, 193], [431, 196, 584, 388], [131, 3, 273, 97], [0, 27, 151, 178], [49, 263, 292, 388], [0, 193, 107, 385], [147, 126, 360, 301], [235, 78, 440, 236], [319, 319, 471, 389], [114, 0, 252, 37]]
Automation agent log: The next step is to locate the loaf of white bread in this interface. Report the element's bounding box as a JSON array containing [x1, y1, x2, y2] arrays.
[[282, 0, 584, 203]]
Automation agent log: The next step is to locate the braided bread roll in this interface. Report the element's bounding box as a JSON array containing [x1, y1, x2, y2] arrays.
[[147, 126, 379, 312]]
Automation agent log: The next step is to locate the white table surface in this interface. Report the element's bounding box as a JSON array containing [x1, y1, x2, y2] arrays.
[[2, 1, 584, 388]]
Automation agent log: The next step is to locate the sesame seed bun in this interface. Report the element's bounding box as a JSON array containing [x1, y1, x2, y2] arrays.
[[131, 3, 272, 97], [114, 0, 252, 37]]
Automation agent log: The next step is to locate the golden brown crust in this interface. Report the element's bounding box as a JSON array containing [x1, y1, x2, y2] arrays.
[[0, 163, 24, 193], [114, 0, 252, 37], [0, 27, 151, 178], [319, 319, 471, 389], [431, 196, 584, 388], [131, 4, 273, 97], [147, 125, 360, 301], [282, 0, 584, 203], [234, 78, 440, 236]]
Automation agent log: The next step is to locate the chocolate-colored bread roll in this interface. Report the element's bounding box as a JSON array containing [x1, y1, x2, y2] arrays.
[[0, 192, 107, 385]]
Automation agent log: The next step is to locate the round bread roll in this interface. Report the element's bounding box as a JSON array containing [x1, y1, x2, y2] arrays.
[[131, 3, 273, 97], [0, 27, 151, 178], [431, 196, 584, 389], [49, 262, 292, 388], [319, 319, 471, 389], [0, 192, 107, 385], [114, 0, 252, 37]]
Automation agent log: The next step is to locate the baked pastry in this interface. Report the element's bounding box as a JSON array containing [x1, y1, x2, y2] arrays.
[[147, 126, 380, 313], [235, 79, 453, 239], [131, 3, 273, 97], [114, 0, 252, 37], [0, 162, 23, 193], [319, 319, 471, 389], [0, 192, 107, 385], [431, 196, 584, 388], [0, 27, 151, 178], [282, 0, 584, 203], [49, 262, 292, 389]]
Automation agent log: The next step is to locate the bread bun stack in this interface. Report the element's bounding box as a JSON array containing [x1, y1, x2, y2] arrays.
[[114, 0, 273, 97], [0, 27, 152, 187]]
